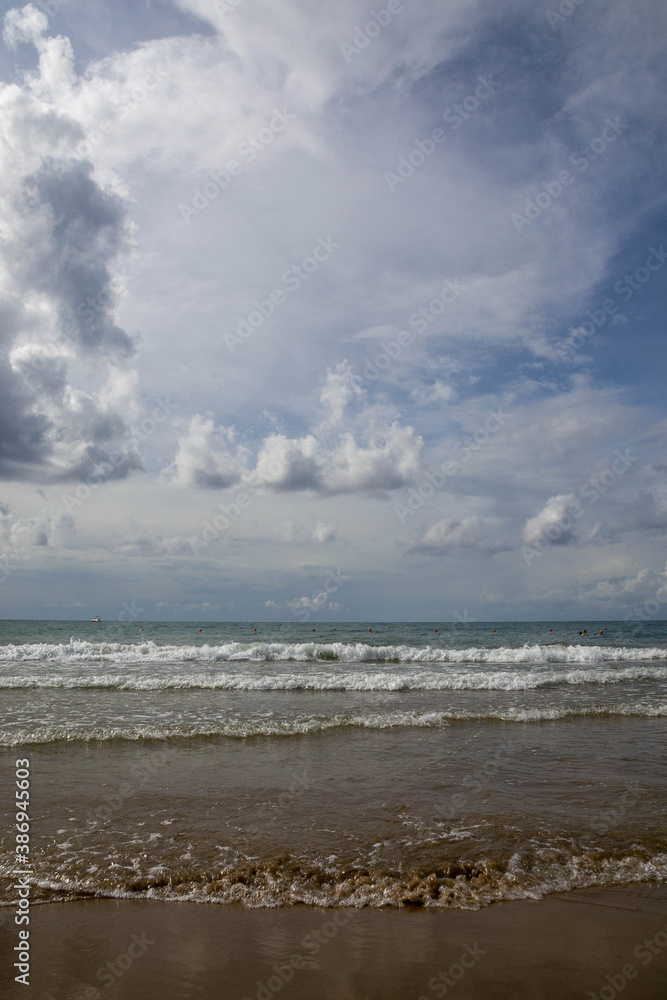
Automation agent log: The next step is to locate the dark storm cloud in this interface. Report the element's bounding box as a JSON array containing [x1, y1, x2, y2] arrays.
[[1, 141, 141, 481], [0, 362, 51, 476], [22, 158, 135, 358]]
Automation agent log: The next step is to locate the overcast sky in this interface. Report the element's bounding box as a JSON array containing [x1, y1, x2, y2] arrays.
[[1, 0, 666, 622]]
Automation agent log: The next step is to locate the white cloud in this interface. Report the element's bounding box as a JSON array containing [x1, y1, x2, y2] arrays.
[[583, 564, 667, 605], [2, 4, 47, 50], [254, 433, 322, 491], [1, 0, 666, 619], [169, 416, 249, 489], [250, 421, 423, 494], [114, 524, 194, 557], [169, 363, 424, 495], [313, 521, 336, 543], [0, 15, 145, 483], [1, 506, 75, 550], [327, 423, 423, 492], [524, 494, 578, 548], [414, 516, 509, 555], [410, 380, 454, 405], [319, 361, 364, 424], [287, 592, 341, 611]]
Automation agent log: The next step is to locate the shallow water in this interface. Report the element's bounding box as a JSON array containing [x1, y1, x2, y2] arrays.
[[1, 620, 666, 909]]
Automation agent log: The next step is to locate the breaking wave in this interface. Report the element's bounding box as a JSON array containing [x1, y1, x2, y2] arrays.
[[10, 848, 667, 910], [2, 665, 667, 691], [3, 703, 666, 745], [1, 639, 666, 667]]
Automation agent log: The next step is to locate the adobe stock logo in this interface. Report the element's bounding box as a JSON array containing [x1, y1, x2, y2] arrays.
[[339, 1, 404, 63], [179, 109, 295, 223], [556, 246, 667, 361], [393, 407, 510, 524], [384, 76, 501, 192], [511, 117, 627, 233], [545, 0, 587, 30]]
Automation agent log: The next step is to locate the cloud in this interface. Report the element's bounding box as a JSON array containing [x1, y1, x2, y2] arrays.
[[412, 515, 510, 555], [233, 421, 423, 494], [114, 524, 194, 557], [2, 3, 47, 50], [523, 494, 578, 548], [1, 0, 666, 620], [623, 490, 667, 532], [254, 433, 323, 491], [0, 506, 75, 550], [179, 602, 220, 613], [170, 416, 249, 489], [287, 592, 341, 611], [170, 361, 424, 495], [313, 521, 336, 543], [319, 360, 365, 423], [0, 12, 142, 482], [24, 159, 135, 359], [325, 422, 423, 492], [582, 564, 667, 605], [410, 380, 455, 405]]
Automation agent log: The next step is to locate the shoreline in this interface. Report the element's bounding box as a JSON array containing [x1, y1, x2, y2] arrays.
[[3, 882, 667, 999]]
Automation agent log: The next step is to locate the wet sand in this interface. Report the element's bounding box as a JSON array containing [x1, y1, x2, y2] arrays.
[[2, 883, 667, 1000]]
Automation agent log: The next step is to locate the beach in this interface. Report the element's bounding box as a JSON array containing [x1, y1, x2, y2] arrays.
[[1, 619, 666, 996], [2, 0, 665, 993], [2, 885, 667, 999]]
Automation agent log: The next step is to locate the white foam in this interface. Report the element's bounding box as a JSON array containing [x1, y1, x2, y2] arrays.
[[2, 703, 665, 745], [21, 850, 667, 910], [2, 663, 667, 690], [0, 639, 665, 667]]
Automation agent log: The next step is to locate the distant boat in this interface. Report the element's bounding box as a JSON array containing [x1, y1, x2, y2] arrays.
[[90, 616, 102, 622]]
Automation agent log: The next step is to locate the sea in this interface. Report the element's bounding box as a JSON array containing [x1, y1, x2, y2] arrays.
[[1, 619, 666, 911]]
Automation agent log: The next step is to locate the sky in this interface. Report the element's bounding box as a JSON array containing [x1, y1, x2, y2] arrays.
[[0, 0, 666, 623]]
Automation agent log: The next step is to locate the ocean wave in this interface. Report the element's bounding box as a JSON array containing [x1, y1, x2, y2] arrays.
[[0, 639, 665, 666], [2, 703, 666, 745], [9, 849, 667, 911], [2, 664, 667, 690]]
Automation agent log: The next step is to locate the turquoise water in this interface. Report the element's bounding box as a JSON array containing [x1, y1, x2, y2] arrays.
[[2, 618, 665, 649]]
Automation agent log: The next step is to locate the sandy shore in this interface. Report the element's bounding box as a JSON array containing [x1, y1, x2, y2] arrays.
[[2, 883, 667, 1000]]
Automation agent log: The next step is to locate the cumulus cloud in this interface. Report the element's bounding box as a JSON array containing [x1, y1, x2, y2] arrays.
[[170, 416, 249, 489], [287, 592, 341, 611], [239, 421, 423, 493], [523, 494, 579, 548], [623, 490, 667, 532], [319, 361, 365, 424], [582, 564, 667, 607], [328, 423, 423, 492], [1, 0, 666, 619], [170, 363, 424, 494], [413, 516, 510, 555], [254, 433, 323, 491], [410, 381, 455, 405], [114, 524, 195, 557], [179, 602, 220, 613], [313, 521, 336, 543], [0, 506, 75, 550], [2, 3, 47, 50], [0, 9, 142, 482]]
